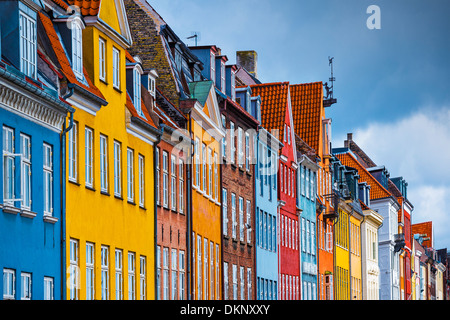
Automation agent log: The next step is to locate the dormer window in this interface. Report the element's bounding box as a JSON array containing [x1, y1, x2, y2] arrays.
[[246, 91, 251, 113], [231, 71, 236, 101], [71, 19, 84, 79], [19, 11, 37, 79], [133, 67, 142, 115], [221, 62, 226, 94], [147, 69, 158, 99]]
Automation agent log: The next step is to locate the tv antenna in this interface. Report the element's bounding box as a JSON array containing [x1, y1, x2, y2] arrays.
[[323, 56, 337, 107], [187, 31, 201, 46]]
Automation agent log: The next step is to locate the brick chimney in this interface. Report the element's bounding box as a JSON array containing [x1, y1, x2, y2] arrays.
[[236, 50, 258, 79], [344, 133, 353, 148]]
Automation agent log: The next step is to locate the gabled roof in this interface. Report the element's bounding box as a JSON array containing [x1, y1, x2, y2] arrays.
[[412, 222, 433, 249], [335, 151, 392, 200], [188, 81, 213, 106], [38, 11, 106, 104], [290, 82, 323, 154], [247, 82, 290, 142]]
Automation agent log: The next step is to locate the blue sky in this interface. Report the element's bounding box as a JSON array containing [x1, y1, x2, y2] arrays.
[[147, 0, 450, 250]]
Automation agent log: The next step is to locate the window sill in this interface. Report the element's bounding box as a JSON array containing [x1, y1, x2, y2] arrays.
[[114, 194, 123, 201], [43, 215, 58, 224], [171, 208, 178, 214], [139, 205, 147, 211], [20, 210, 37, 219], [68, 179, 80, 186], [245, 171, 252, 177], [101, 190, 110, 197], [99, 78, 108, 85], [238, 166, 245, 173], [231, 163, 237, 170], [113, 86, 122, 93], [85, 185, 96, 192], [223, 235, 230, 240], [127, 200, 136, 206], [246, 242, 253, 247], [2, 205, 20, 215]]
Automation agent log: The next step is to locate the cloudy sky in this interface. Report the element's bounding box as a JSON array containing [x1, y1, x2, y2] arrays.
[[147, 0, 450, 250]]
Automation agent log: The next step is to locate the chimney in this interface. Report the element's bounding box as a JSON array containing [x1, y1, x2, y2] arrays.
[[236, 50, 258, 79], [344, 133, 353, 148]]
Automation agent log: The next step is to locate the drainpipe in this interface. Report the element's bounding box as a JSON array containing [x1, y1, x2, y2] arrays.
[[186, 112, 193, 300], [154, 126, 162, 300], [60, 84, 74, 301]]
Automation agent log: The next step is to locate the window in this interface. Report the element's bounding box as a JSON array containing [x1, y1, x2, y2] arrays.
[[221, 62, 226, 93], [72, 20, 83, 78], [156, 147, 160, 204], [138, 155, 145, 207], [156, 246, 161, 300], [101, 246, 109, 300], [231, 193, 236, 239], [238, 127, 243, 168], [99, 38, 106, 81], [231, 71, 236, 101], [273, 216, 277, 250], [68, 122, 78, 182], [69, 239, 79, 300], [100, 135, 108, 193], [128, 252, 136, 300], [197, 236, 202, 300], [86, 243, 95, 300], [208, 148, 212, 197], [20, 272, 31, 300], [232, 264, 237, 300], [115, 249, 123, 300], [170, 155, 177, 210], [210, 242, 214, 300], [133, 67, 142, 114], [239, 197, 244, 241], [240, 266, 244, 300], [127, 148, 134, 202], [311, 221, 316, 255], [179, 160, 184, 213], [202, 143, 206, 192], [171, 249, 178, 300], [3, 127, 16, 206], [247, 268, 252, 300], [140, 256, 146, 300], [302, 218, 306, 252], [216, 244, 219, 299], [44, 277, 54, 300], [113, 47, 120, 89], [114, 141, 122, 197], [43, 144, 53, 216], [287, 126, 291, 145], [222, 189, 228, 236], [210, 51, 215, 84], [85, 127, 93, 187], [179, 251, 185, 300], [246, 200, 251, 243], [204, 239, 208, 299], [224, 262, 229, 300], [230, 122, 235, 164], [194, 138, 200, 187], [221, 115, 227, 159], [3, 269, 15, 300], [162, 151, 168, 207], [20, 134, 31, 210], [163, 247, 169, 300], [19, 11, 37, 78], [245, 132, 250, 171], [214, 153, 218, 200]]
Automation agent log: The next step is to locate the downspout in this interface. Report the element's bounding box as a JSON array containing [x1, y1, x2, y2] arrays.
[[60, 84, 74, 300], [154, 126, 162, 300], [360, 210, 366, 299], [186, 112, 193, 300]]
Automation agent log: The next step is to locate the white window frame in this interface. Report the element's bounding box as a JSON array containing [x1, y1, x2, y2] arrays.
[[204, 239, 208, 300], [112, 47, 120, 89], [223, 262, 228, 300], [156, 147, 160, 204], [3, 269, 15, 300], [68, 122, 78, 182], [222, 188, 228, 236], [210, 241, 214, 300], [171, 155, 177, 210], [221, 115, 227, 159], [43, 143, 53, 216], [208, 147, 212, 197], [197, 235, 202, 300], [239, 197, 244, 242], [128, 252, 136, 300], [216, 244, 219, 299], [163, 247, 169, 300], [100, 135, 108, 193], [179, 159, 184, 213], [3, 127, 18, 206], [202, 143, 206, 192], [20, 272, 31, 300], [69, 239, 79, 300], [232, 264, 237, 300], [238, 127, 243, 168], [194, 138, 200, 187], [86, 242, 95, 300], [19, 11, 37, 79], [85, 127, 94, 188], [140, 256, 146, 300], [138, 155, 145, 207], [210, 51, 215, 84], [245, 132, 250, 171], [113, 141, 122, 197], [71, 19, 83, 79], [247, 268, 252, 300], [127, 148, 134, 202], [156, 246, 161, 300], [133, 67, 142, 115], [171, 249, 178, 300], [246, 200, 251, 244], [221, 61, 226, 93], [162, 151, 168, 207], [20, 134, 31, 210], [44, 277, 54, 300], [115, 249, 123, 300], [230, 122, 235, 164], [231, 193, 236, 239], [240, 266, 244, 300], [101, 246, 109, 300], [99, 37, 106, 81], [179, 250, 185, 300], [214, 153, 218, 201]]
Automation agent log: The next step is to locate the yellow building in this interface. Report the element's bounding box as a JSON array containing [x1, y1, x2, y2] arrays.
[[334, 206, 350, 300], [47, 0, 161, 300], [183, 81, 225, 300], [349, 210, 363, 300]]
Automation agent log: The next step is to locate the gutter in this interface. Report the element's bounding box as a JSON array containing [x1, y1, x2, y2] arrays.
[[60, 83, 75, 300]]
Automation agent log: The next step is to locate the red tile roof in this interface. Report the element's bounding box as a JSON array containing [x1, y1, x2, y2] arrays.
[[336, 151, 392, 200], [51, 0, 70, 10], [38, 11, 106, 103], [67, 0, 101, 16], [246, 82, 290, 142], [412, 222, 433, 248], [126, 92, 158, 129], [290, 82, 323, 154]]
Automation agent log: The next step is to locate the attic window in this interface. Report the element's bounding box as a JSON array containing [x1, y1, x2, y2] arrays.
[[72, 20, 83, 79], [210, 51, 215, 84], [19, 11, 37, 79], [231, 71, 236, 101], [149, 76, 156, 98], [133, 67, 142, 115], [221, 62, 225, 94]]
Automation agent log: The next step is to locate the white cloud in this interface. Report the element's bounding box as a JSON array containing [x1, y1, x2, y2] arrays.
[[334, 106, 450, 250]]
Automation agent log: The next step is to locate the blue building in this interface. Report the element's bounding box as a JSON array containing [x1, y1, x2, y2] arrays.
[[297, 147, 320, 300], [0, 0, 74, 300]]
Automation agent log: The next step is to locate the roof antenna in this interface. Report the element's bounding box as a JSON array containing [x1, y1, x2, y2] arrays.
[[324, 56, 337, 107], [187, 31, 201, 46]]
